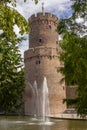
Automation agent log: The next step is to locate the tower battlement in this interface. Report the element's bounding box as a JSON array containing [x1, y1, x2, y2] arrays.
[[24, 46, 58, 62], [29, 12, 59, 48], [29, 12, 58, 25]]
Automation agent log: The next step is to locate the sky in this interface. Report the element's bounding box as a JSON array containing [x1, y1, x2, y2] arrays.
[[16, 0, 72, 20], [14, 0, 73, 58]]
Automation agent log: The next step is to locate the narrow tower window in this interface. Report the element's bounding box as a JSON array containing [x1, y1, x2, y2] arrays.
[[49, 25, 51, 29], [36, 60, 41, 65], [38, 38, 42, 45], [39, 38, 42, 42]]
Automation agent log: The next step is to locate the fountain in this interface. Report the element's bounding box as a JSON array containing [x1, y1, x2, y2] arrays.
[[25, 77, 52, 127], [42, 77, 50, 122], [33, 81, 39, 118], [33, 77, 50, 122], [28, 82, 35, 96]]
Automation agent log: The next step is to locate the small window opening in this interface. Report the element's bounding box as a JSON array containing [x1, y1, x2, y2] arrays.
[[30, 57, 32, 59], [56, 41, 58, 44], [36, 60, 41, 65], [30, 27, 32, 32], [49, 25, 51, 29], [38, 60, 40, 64], [48, 56, 52, 60], [39, 38, 42, 43], [63, 86, 65, 90]]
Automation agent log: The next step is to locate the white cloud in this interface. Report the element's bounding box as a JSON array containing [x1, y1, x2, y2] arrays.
[[15, 0, 72, 19], [0, 30, 3, 34], [13, 25, 21, 36], [76, 17, 84, 24]]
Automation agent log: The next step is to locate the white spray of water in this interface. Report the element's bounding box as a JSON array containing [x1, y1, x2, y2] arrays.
[[30, 77, 50, 122], [28, 82, 35, 96], [33, 80, 39, 117], [42, 77, 50, 122]]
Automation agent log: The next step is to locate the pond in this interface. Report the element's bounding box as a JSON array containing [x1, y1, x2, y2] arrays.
[[0, 116, 87, 130]]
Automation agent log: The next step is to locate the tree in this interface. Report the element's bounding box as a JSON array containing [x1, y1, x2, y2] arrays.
[[58, 0, 87, 117], [0, 32, 25, 114], [0, 0, 39, 114], [0, 0, 29, 114], [0, 0, 38, 40]]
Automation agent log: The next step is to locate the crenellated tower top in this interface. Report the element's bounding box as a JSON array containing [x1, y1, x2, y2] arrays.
[[28, 12, 58, 25], [28, 12, 59, 49]]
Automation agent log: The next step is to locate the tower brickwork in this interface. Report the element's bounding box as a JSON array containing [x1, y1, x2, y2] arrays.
[[24, 12, 66, 116]]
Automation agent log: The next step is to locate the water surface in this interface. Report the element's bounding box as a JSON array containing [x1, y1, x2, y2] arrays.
[[0, 116, 87, 130]]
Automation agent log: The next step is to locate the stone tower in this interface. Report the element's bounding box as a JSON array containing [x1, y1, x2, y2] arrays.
[[24, 12, 66, 117]]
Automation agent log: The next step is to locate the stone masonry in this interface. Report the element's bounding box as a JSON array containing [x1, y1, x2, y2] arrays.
[[24, 12, 66, 117]]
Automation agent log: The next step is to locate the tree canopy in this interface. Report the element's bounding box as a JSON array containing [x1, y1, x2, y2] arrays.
[[58, 0, 87, 117], [0, 0, 29, 114]]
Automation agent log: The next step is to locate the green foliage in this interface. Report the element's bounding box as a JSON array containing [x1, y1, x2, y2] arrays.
[[25, 0, 39, 4], [63, 98, 78, 107], [59, 34, 87, 86], [77, 85, 87, 117], [34, 0, 39, 4], [58, 0, 87, 36], [59, 34, 87, 117], [0, 0, 29, 114], [58, 0, 87, 117], [0, 4, 29, 40], [71, 0, 87, 17], [0, 0, 39, 5], [0, 34, 25, 113]]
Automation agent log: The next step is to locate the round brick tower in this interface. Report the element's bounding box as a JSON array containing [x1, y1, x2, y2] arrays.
[[24, 12, 66, 117]]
